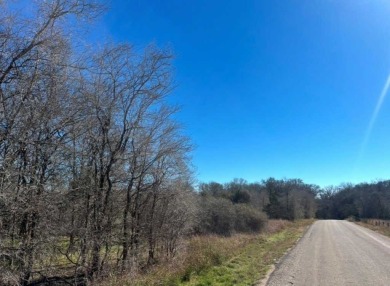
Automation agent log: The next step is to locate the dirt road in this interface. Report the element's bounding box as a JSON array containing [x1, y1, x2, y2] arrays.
[[266, 220, 390, 286]]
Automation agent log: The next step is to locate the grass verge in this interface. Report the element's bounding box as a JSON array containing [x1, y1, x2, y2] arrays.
[[355, 221, 390, 238], [107, 219, 314, 286], [178, 220, 313, 286]]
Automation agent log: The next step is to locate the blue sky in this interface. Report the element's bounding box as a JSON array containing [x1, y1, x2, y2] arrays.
[[100, 0, 390, 187]]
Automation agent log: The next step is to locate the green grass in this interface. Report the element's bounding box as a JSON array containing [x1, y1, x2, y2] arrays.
[[122, 220, 314, 286], [179, 220, 312, 286]]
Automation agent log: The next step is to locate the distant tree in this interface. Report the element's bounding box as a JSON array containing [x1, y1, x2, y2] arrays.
[[316, 181, 390, 220], [230, 189, 251, 204], [264, 178, 285, 219], [263, 178, 317, 220], [199, 182, 224, 197]]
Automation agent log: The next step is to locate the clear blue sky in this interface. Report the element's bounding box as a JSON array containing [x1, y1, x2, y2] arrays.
[[100, 0, 390, 187]]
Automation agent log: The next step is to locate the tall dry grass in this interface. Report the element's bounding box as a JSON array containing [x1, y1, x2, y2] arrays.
[[265, 219, 291, 234]]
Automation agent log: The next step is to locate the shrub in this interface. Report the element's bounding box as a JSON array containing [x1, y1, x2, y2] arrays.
[[234, 204, 267, 233], [198, 197, 235, 236]]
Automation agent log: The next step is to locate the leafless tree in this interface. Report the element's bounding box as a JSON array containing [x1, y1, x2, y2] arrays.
[[0, 2, 102, 284], [0, 1, 194, 285]]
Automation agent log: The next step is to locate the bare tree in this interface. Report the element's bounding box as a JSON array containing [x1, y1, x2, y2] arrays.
[[1, 2, 109, 285], [0, 2, 194, 285]]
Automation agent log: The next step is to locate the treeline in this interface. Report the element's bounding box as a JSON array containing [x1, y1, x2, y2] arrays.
[[197, 178, 318, 235], [0, 1, 195, 285], [316, 180, 390, 220]]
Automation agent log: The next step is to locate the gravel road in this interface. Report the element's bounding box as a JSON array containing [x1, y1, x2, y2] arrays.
[[266, 220, 390, 286]]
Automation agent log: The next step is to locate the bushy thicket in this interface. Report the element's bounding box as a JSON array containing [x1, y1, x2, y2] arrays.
[[196, 196, 267, 236], [195, 178, 318, 236]]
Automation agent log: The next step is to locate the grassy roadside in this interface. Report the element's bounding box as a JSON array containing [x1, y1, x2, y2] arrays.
[[355, 221, 390, 238], [105, 219, 314, 286], [179, 219, 313, 286]]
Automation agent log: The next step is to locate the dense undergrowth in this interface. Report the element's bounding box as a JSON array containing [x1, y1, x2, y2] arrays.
[[100, 219, 314, 286]]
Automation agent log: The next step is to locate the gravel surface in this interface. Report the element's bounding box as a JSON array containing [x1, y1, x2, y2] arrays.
[[266, 220, 390, 286]]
